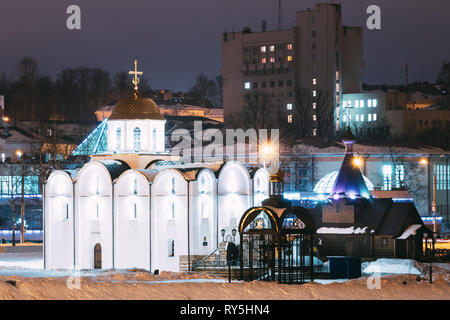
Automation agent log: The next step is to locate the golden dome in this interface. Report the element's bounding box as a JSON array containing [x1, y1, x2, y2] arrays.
[[109, 93, 165, 120]]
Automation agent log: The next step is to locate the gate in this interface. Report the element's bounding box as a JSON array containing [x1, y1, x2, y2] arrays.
[[240, 233, 276, 281], [239, 206, 315, 284], [278, 233, 313, 284]]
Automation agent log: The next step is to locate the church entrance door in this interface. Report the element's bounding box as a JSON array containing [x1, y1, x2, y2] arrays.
[[94, 243, 102, 269]]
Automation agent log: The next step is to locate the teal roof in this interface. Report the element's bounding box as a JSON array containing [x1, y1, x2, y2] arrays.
[[72, 119, 108, 156]]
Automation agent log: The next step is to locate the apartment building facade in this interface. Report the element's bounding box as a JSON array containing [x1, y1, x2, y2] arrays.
[[222, 3, 363, 135]]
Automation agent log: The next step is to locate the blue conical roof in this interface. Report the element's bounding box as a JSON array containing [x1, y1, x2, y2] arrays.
[[329, 127, 370, 199]]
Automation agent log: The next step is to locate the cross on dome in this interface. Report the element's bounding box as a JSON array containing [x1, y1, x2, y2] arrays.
[[129, 59, 143, 92]]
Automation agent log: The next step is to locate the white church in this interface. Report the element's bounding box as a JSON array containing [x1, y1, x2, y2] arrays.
[[43, 62, 269, 272]]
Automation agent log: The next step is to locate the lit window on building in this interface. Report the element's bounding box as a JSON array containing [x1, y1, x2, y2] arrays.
[[270, 45, 275, 52], [343, 101, 347, 108], [287, 43, 293, 50], [261, 57, 266, 64], [313, 128, 317, 136], [355, 100, 359, 108], [343, 115, 347, 122], [312, 90, 317, 97], [382, 165, 392, 191], [434, 165, 448, 190], [356, 114, 359, 122], [373, 113, 377, 121], [287, 55, 293, 62], [336, 71, 340, 81], [373, 99, 377, 107], [313, 114, 317, 121], [312, 78, 317, 85], [312, 102, 316, 109], [244, 82, 251, 90], [287, 103, 292, 110], [368, 99, 372, 108], [287, 114, 293, 123], [336, 83, 340, 93], [270, 57, 275, 63], [368, 114, 372, 121], [360, 114, 364, 122], [360, 100, 364, 108], [261, 46, 266, 53], [395, 165, 405, 188]]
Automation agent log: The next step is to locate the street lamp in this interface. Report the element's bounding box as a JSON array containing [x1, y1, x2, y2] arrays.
[[221, 229, 226, 242], [16, 150, 25, 244], [232, 228, 237, 242], [419, 158, 428, 166]]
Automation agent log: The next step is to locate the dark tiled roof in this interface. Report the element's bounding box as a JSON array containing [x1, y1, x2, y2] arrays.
[[97, 160, 130, 181]]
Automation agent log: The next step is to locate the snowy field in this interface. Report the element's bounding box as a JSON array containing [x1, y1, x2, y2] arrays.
[[0, 250, 449, 300]]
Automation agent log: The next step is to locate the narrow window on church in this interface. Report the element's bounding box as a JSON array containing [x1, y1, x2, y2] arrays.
[[116, 127, 121, 151], [133, 127, 141, 152], [171, 177, 176, 194], [152, 128, 157, 151], [96, 202, 99, 219], [171, 202, 175, 219], [168, 239, 175, 257], [134, 202, 137, 219], [133, 178, 138, 195], [65, 203, 69, 220]]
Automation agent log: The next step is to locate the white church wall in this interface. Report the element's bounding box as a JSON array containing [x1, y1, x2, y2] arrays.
[[108, 119, 165, 154], [253, 168, 269, 206], [190, 169, 217, 256], [217, 162, 251, 243], [151, 169, 188, 272], [44, 171, 74, 269], [114, 170, 151, 270], [75, 162, 114, 269]]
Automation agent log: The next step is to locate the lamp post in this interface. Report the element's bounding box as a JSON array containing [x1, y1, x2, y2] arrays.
[[423, 232, 433, 284], [221, 229, 226, 242], [16, 150, 25, 244]]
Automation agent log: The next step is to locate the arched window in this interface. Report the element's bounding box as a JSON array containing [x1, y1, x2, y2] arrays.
[[116, 127, 122, 151], [133, 127, 141, 152]]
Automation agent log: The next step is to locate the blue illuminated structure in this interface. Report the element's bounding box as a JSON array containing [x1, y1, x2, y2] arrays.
[[328, 127, 371, 199], [72, 119, 108, 156]]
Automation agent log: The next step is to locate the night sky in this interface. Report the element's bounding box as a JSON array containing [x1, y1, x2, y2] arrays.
[[1, 0, 449, 91]]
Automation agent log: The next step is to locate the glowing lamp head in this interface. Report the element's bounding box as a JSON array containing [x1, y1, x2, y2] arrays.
[[352, 156, 363, 168], [419, 158, 428, 166], [333, 193, 340, 200], [2, 116, 9, 122], [16, 150, 23, 158], [261, 143, 274, 157]]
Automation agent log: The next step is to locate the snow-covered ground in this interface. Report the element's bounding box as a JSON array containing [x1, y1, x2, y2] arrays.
[[0, 251, 448, 300]]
